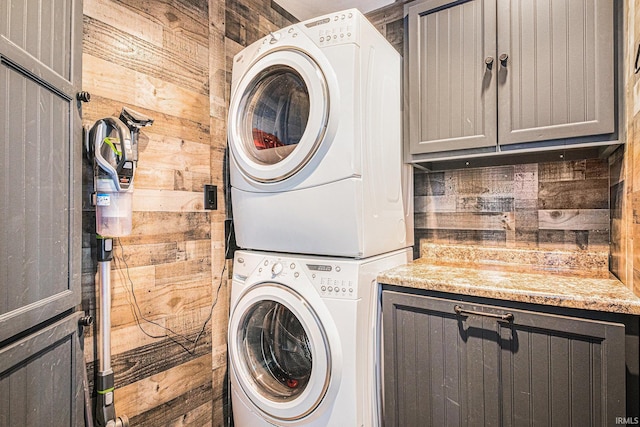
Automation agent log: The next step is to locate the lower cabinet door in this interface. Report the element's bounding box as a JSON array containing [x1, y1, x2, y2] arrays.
[[382, 290, 626, 427], [0, 312, 85, 427]]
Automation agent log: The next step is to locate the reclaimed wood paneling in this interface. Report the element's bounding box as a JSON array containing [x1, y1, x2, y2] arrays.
[[83, 0, 164, 45], [86, 329, 211, 389], [81, 0, 298, 425], [129, 383, 214, 426], [113, 0, 209, 46], [414, 159, 610, 252], [82, 95, 210, 145], [538, 210, 610, 231], [113, 355, 212, 419], [448, 166, 515, 195], [133, 189, 205, 212], [82, 0, 214, 425], [83, 16, 208, 95], [538, 179, 609, 210], [82, 54, 209, 124], [122, 212, 212, 245], [416, 212, 514, 231]]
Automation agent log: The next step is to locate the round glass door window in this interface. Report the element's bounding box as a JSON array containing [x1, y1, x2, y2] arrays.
[[239, 299, 312, 400], [229, 48, 331, 183], [240, 65, 310, 166]]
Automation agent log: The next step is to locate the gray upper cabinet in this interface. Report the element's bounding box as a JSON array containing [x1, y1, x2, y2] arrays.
[[405, 0, 615, 159]]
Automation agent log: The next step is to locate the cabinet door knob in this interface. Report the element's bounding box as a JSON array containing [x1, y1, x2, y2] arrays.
[[484, 56, 494, 70], [499, 53, 509, 67]]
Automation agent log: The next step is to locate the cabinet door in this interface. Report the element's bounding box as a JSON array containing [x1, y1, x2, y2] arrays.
[[0, 313, 85, 426], [495, 305, 625, 426], [497, 0, 615, 145], [382, 290, 626, 427], [406, 0, 497, 154], [0, 0, 83, 342], [382, 291, 502, 426]]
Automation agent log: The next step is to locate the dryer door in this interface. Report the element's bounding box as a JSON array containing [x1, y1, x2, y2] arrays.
[[228, 49, 329, 183], [229, 283, 331, 421]]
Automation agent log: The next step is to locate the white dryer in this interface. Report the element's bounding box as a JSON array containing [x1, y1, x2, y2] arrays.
[[228, 248, 411, 426], [228, 9, 412, 258]]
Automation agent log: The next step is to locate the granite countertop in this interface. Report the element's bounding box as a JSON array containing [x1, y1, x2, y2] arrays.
[[378, 244, 640, 315]]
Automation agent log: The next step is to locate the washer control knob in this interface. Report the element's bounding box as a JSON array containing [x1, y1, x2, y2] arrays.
[[271, 262, 284, 276]]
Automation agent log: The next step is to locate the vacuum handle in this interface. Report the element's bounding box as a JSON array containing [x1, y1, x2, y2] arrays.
[[120, 107, 153, 129]]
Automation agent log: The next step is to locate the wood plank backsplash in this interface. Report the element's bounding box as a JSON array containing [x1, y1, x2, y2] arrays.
[[414, 159, 610, 252]]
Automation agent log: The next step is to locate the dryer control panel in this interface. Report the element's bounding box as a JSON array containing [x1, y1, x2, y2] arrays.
[[304, 9, 359, 47]]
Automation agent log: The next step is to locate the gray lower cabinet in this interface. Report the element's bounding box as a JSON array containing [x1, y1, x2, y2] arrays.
[[0, 312, 85, 426], [405, 0, 615, 160], [382, 290, 629, 426]]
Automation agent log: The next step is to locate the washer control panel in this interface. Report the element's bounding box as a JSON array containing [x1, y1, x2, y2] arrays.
[[305, 262, 358, 300], [246, 254, 359, 300], [304, 10, 358, 47]]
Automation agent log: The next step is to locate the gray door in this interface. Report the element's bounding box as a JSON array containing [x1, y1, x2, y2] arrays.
[[0, 312, 85, 426], [0, 0, 83, 342], [382, 291, 626, 426], [406, 0, 497, 154], [382, 293, 501, 425], [497, 0, 615, 145], [496, 305, 625, 426]]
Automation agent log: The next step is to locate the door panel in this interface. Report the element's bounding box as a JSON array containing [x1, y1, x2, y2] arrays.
[[382, 291, 626, 426], [407, 0, 497, 154], [0, 312, 84, 426], [0, 0, 73, 80], [382, 291, 499, 426], [496, 306, 624, 426], [0, 0, 82, 342], [497, 0, 614, 145]]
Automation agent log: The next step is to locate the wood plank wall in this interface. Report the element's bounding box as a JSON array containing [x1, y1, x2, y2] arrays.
[[413, 161, 610, 251], [81, 0, 295, 425], [611, 1, 640, 297]]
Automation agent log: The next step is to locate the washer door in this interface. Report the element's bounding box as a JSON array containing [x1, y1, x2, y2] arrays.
[[228, 48, 330, 183], [229, 283, 331, 421]]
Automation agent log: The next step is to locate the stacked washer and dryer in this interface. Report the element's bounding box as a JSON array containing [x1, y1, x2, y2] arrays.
[[227, 9, 412, 427]]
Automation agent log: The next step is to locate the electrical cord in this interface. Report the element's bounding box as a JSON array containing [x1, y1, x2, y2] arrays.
[[111, 224, 232, 356]]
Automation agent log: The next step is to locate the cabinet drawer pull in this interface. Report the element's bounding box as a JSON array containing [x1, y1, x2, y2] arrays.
[[454, 305, 514, 322], [499, 53, 509, 67]]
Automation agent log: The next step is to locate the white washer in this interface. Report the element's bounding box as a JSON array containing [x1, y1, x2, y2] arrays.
[[228, 9, 412, 258], [228, 248, 411, 426]]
